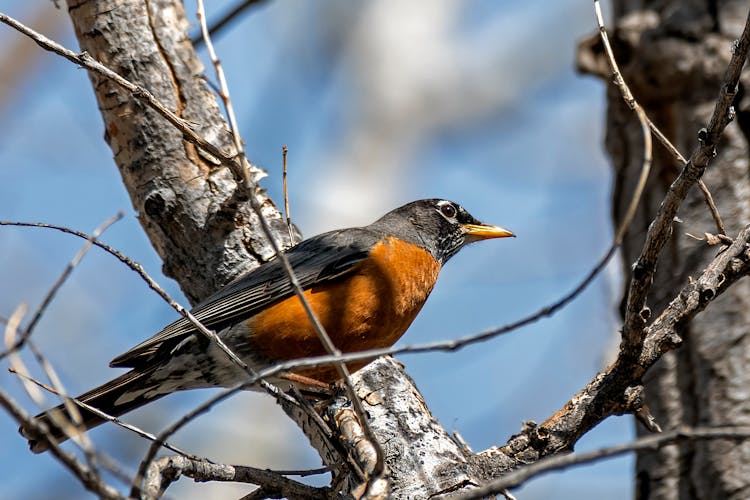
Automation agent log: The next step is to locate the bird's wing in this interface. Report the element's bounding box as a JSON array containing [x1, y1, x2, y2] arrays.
[[110, 228, 381, 368]]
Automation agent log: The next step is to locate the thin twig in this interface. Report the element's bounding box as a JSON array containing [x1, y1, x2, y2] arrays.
[[465, 223, 750, 495], [2, 212, 123, 357], [196, 0, 251, 191], [0, 388, 125, 499], [2, 313, 124, 499], [697, 180, 727, 235], [191, 0, 301, 404], [0, 218, 682, 389], [15, 341, 136, 488], [9, 369, 197, 460], [0, 217, 684, 401], [25, 339, 103, 472], [3, 213, 132, 484], [130, 381, 309, 498], [190, 0, 267, 47], [0, 221, 290, 496], [0, 220, 239, 369], [10, 213, 123, 470], [272, 466, 331, 477], [251, 193, 388, 475], [0, 221, 251, 383], [3, 215, 118, 482], [592, 1, 726, 235], [616, 106, 652, 243], [282, 145, 295, 243]]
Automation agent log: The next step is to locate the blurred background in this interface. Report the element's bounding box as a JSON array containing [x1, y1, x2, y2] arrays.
[[0, 1, 631, 498]]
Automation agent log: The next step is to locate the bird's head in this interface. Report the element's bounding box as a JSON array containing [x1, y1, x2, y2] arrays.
[[372, 199, 515, 264]]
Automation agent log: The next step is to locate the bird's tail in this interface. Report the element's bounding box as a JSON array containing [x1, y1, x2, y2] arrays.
[[20, 368, 164, 453]]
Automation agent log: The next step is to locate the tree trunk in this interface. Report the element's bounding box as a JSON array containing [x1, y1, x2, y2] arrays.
[[605, 2, 750, 498]]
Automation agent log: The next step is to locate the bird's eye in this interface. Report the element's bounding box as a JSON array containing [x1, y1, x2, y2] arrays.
[[440, 203, 457, 219]]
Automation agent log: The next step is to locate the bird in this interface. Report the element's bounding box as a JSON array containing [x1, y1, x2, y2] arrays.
[[21, 199, 514, 453]]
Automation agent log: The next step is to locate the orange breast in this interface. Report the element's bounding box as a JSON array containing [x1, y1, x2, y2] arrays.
[[246, 237, 441, 381]]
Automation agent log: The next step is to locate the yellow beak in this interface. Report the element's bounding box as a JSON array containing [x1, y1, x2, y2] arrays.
[[462, 223, 515, 240]]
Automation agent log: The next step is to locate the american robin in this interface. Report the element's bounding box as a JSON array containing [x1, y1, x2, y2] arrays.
[[21, 199, 513, 453]]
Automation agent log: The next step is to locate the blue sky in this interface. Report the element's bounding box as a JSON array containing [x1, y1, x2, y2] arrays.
[[0, 1, 634, 498]]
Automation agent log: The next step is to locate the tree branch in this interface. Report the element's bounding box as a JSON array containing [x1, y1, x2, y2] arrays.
[[141, 455, 329, 500], [455, 426, 750, 499], [620, 6, 750, 355]]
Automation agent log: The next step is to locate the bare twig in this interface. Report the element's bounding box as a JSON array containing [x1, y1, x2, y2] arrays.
[[458, 426, 750, 499], [282, 145, 295, 244], [13, 341, 138, 487], [0, 385, 124, 499], [190, 0, 267, 47], [0, 221, 173, 309], [270, 466, 330, 477], [10, 369, 197, 459], [592, 1, 727, 236], [192, 0, 311, 407], [0, 220, 292, 497], [1, 212, 123, 358], [0, 220, 254, 383], [473, 223, 750, 489], [0, 219, 615, 368], [25, 338, 101, 465], [6, 213, 122, 471], [0, 220, 240, 369], [196, 0, 251, 191], [10, 214, 731, 397], [615, 106, 652, 243], [46, 216, 746, 499], [463, 9, 750, 485], [2, 213, 134, 485], [1, 215, 119, 483], [251, 193, 388, 474], [697, 180, 727, 235]]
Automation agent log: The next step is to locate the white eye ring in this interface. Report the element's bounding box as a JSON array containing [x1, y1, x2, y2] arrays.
[[439, 202, 457, 219]]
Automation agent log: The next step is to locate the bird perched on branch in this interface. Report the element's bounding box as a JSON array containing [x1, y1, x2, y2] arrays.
[[21, 199, 514, 453]]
